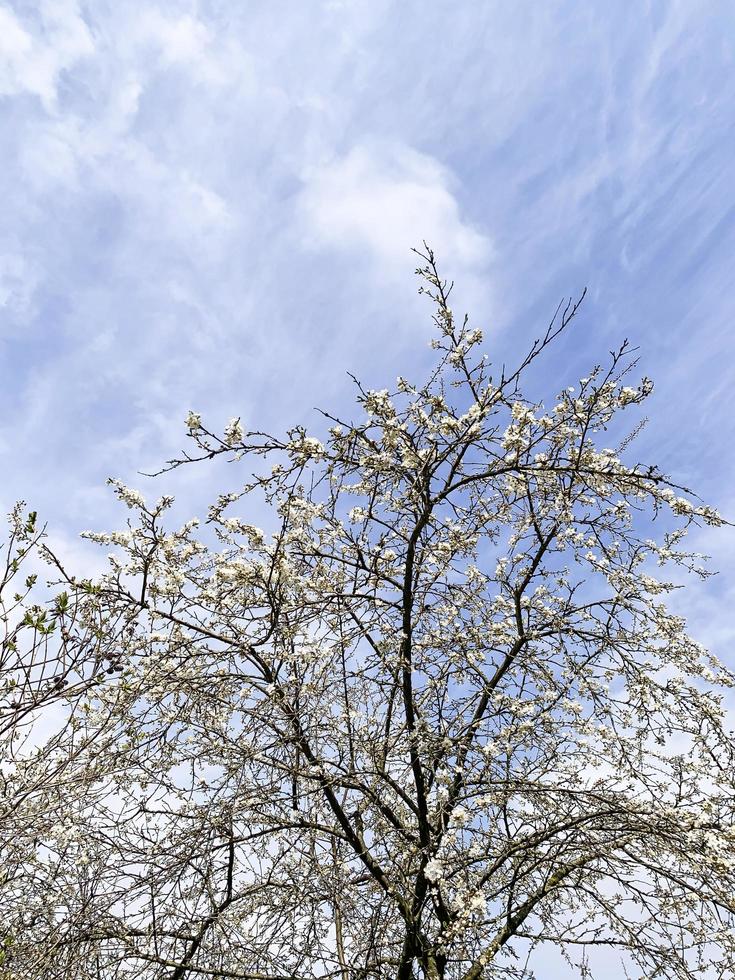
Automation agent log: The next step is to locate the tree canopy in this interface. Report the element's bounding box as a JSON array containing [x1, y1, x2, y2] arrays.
[[2, 250, 734, 980]]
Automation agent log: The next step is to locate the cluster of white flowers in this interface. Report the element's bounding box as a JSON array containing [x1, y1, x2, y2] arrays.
[[363, 389, 394, 417], [510, 401, 536, 426], [424, 858, 444, 883], [223, 417, 244, 446], [107, 479, 146, 510], [449, 805, 469, 827], [288, 434, 325, 460], [81, 529, 134, 548], [501, 423, 527, 453], [618, 386, 639, 406]]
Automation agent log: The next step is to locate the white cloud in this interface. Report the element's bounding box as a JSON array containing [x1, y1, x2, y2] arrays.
[[130, 9, 247, 87], [299, 142, 492, 285], [0, 1, 94, 111], [141, 11, 211, 65]]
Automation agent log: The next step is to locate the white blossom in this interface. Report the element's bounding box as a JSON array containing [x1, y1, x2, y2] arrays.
[[223, 417, 244, 446]]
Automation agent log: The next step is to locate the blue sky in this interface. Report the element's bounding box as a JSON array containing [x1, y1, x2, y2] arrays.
[[1, 1, 734, 972]]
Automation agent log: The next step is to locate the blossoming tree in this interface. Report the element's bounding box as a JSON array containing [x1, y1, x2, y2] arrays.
[[5, 250, 735, 979]]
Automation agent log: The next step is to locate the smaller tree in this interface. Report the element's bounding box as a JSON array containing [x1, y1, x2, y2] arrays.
[[0, 505, 119, 975], [4, 250, 735, 980]]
